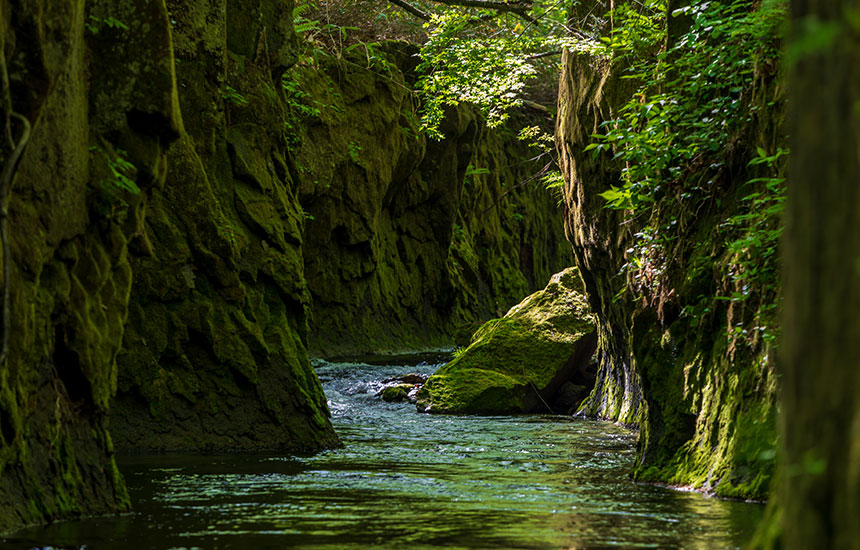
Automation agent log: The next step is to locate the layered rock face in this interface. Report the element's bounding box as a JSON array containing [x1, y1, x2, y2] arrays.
[[417, 268, 596, 414], [289, 46, 573, 356], [0, 0, 339, 531], [556, 5, 781, 499]]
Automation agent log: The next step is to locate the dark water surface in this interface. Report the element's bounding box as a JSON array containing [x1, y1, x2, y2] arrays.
[[5, 356, 763, 549]]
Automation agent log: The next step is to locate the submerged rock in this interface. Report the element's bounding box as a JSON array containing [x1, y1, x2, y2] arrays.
[[416, 268, 597, 414]]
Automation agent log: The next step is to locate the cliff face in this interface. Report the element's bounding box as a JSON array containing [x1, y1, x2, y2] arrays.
[[556, 4, 781, 499], [0, 0, 339, 531], [0, 0, 181, 532], [109, 0, 338, 453], [290, 46, 572, 356], [556, 53, 643, 426]]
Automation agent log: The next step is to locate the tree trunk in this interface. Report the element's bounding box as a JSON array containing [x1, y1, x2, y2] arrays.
[[781, 0, 860, 547]]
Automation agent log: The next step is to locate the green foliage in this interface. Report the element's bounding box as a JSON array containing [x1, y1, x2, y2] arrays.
[[465, 164, 491, 178], [345, 41, 394, 73], [281, 72, 331, 146], [294, 2, 322, 35], [347, 140, 363, 164], [89, 145, 140, 221], [588, 0, 787, 342], [517, 126, 564, 204], [414, 0, 587, 138], [85, 15, 129, 34], [720, 147, 787, 334], [221, 86, 248, 106], [417, 12, 539, 138], [296, 1, 574, 139], [90, 146, 140, 195], [282, 76, 322, 118], [593, 0, 786, 208], [540, 170, 565, 205], [294, 1, 366, 58], [295, 0, 429, 46], [517, 125, 554, 152]]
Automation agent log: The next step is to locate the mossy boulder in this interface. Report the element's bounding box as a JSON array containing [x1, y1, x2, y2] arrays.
[[416, 268, 596, 414]]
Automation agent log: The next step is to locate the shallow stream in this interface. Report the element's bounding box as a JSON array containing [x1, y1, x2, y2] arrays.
[[5, 354, 763, 549]]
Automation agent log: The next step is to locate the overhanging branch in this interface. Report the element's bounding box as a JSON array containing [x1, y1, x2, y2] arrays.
[[389, 0, 537, 23], [526, 50, 561, 60], [388, 0, 431, 20], [433, 0, 537, 22], [432, 0, 533, 13]]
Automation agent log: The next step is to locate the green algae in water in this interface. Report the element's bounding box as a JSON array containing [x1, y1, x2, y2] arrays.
[[4, 356, 762, 549]]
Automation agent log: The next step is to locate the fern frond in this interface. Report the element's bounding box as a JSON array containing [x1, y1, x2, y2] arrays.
[[294, 19, 321, 35]]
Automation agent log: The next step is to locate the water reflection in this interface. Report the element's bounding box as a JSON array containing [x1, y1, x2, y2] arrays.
[[3, 357, 762, 549]]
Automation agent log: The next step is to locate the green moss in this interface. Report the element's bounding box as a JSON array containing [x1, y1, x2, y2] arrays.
[[110, 5, 339, 455], [0, 0, 164, 523], [418, 268, 595, 414]]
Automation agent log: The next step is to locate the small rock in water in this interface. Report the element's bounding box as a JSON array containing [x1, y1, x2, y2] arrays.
[[407, 384, 422, 403], [383, 372, 427, 385], [398, 373, 426, 385], [380, 384, 413, 402]]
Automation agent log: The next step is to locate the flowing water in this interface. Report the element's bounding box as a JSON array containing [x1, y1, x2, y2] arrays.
[[5, 354, 763, 549]]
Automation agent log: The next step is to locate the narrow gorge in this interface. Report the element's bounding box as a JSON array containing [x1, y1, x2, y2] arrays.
[[1, 0, 858, 548], [0, 0, 569, 533]]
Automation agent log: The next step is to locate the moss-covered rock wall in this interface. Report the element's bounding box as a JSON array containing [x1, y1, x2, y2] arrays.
[[556, 4, 781, 500], [0, 0, 339, 532], [0, 0, 181, 532], [288, 45, 572, 356], [109, 0, 339, 453]]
